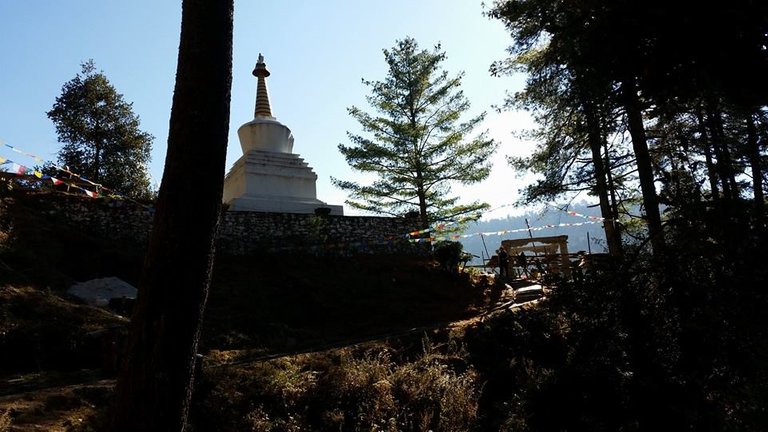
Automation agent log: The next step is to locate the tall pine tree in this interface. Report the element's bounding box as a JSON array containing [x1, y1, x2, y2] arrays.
[[333, 37, 497, 228]]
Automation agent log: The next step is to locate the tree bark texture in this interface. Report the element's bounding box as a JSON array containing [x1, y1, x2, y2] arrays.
[[109, 0, 233, 431]]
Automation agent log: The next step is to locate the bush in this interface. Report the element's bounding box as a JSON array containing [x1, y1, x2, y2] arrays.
[[194, 343, 481, 432], [433, 241, 464, 273]]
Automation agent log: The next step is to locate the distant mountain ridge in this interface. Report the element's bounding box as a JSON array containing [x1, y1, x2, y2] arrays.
[[456, 201, 608, 265]]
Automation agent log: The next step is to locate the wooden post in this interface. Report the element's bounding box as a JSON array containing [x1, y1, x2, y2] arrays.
[[559, 237, 571, 279]]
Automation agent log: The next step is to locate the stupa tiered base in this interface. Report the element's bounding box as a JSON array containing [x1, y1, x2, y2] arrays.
[[226, 195, 342, 214], [222, 54, 343, 215]]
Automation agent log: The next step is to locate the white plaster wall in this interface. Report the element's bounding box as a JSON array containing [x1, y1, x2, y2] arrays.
[[237, 119, 294, 154]]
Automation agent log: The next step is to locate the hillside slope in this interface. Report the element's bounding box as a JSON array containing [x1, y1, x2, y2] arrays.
[[1, 190, 491, 375]]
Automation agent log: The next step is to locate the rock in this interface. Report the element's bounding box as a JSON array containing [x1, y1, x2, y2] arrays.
[[67, 277, 137, 307]]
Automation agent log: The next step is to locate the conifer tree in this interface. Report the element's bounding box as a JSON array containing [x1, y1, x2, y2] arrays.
[[333, 37, 497, 228], [47, 60, 153, 199]]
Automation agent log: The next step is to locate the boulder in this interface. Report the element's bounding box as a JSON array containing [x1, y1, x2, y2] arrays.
[[67, 277, 137, 308]]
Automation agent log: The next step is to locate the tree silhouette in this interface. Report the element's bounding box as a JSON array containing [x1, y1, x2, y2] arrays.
[[48, 60, 154, 199], [109, 0, 233, 430]]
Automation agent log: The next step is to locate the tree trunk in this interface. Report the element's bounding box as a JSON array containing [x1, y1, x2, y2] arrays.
[[706, 100, 738, 201], [417, 183, 429, 230], [583, 97, 622, 256], [94, 131, 102, 183], [746, 112, 765, 227], [622, 77, 664, 253], [109, 0, 233, 431], [604, 140, 622, 230], [695, 104, 720, 203]]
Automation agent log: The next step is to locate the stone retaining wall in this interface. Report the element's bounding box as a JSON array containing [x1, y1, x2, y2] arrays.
[[19, 192, 423, 256]]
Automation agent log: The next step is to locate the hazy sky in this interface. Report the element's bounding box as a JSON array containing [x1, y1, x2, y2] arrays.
[[0, 0, 542, 219]]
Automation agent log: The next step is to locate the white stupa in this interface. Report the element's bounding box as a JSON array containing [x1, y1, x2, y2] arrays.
[[223, 54, 343, 215]]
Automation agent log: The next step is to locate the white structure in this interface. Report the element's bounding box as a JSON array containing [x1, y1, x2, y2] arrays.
[[223, 54, 343, 215]]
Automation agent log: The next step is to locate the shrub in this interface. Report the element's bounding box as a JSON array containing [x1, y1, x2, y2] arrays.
[[391, 359, 479, 431], [433, 241, 464, 273], [194, 343, 481, 432]]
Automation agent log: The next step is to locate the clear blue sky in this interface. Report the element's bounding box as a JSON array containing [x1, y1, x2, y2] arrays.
[[0, 0, 541, 218]]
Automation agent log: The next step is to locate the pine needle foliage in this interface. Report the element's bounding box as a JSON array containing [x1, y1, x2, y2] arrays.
[[333, 37, 497, 228]]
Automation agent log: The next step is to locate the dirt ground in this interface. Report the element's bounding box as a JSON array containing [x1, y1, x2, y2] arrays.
[[0, 378, 112, 432], [1, 191, 544, 430], [0, 275, 541, 431]]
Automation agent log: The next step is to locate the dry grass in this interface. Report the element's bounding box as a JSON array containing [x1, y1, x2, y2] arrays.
[[195, 337, 482, 432], [0, 190, 506, 431], [0, 381, 113, 432]]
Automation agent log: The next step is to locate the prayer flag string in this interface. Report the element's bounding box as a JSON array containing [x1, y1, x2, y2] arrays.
[[407, 220, 604, 243], [545, 202, 610, 222], [404, 213, 482, 237], [2, 141, 609, 247], [0, 140, 151, 208]]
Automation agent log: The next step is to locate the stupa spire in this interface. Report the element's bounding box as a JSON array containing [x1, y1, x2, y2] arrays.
[[253, 53, 273, 118]]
